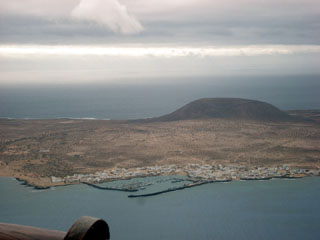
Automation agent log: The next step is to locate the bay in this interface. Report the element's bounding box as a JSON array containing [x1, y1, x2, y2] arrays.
[[1, 176, 320, 240]]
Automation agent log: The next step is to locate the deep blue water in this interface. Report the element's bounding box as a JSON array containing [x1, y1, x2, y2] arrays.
[[1, 177, 320, 240], [1, 75, 319, 119]]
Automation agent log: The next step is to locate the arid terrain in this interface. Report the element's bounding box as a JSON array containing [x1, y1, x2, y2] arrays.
[[0, 99, 319, 187]]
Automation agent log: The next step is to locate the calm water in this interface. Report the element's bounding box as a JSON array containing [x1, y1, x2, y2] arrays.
[[1, 75, 319, 119], [1, 176, 320, 240]]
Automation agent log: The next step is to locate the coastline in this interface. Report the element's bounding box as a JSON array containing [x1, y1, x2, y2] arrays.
[[10, 173, 315, 198], [8, 164, 319, 198]]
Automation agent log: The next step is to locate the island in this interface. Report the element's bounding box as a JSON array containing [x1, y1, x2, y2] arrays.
[[0, 98, 319, 190]]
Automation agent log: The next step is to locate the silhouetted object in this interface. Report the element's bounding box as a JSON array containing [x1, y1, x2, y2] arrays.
[[64, 216, 110, 240], [0, 216, 110, 240], [142, 98, 296, 122]]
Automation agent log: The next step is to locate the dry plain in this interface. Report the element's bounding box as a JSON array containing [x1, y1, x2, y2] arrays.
[[0, 117, 319, 187]]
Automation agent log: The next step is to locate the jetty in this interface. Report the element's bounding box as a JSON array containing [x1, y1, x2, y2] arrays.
[[82, 182, 139, 192], [128, 180, 216, 198]]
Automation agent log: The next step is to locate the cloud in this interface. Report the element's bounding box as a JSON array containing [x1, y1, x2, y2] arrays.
[[0, 0, 76, 18], [71, 0, 143, 34], [0, 0, 319, 44], [0, 0, 143, 35]]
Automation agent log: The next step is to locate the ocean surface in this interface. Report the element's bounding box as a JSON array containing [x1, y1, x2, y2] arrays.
[[1, 75, 320, 119], [1, 176, 320, 240]]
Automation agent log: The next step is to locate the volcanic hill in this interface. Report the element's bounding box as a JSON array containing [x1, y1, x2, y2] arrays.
[[147, 98, 295, 122]]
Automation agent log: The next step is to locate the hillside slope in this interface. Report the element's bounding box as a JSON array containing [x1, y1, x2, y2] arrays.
[[148, 98, 294, 122]]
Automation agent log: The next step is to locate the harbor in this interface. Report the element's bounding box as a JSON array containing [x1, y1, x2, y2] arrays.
[[51, 164, 319, 185], [45, 164, 320, 197]]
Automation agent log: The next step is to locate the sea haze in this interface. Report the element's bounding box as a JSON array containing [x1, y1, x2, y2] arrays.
[[0, 75, 319, 119]]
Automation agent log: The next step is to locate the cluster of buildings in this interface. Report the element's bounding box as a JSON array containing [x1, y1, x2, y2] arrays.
[[51, 164, 320, 184]]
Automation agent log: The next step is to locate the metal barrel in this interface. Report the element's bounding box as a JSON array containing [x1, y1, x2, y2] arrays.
[[0, 216, 110, 240]]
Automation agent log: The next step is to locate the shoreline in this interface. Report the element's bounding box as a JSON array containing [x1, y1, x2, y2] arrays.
[[9, 170, 317, 198], [2, 163, 319, 198], [10, 163, 320, 189]]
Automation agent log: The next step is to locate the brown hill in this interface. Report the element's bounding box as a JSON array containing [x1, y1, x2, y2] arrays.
[[146, 98, 295, 122]]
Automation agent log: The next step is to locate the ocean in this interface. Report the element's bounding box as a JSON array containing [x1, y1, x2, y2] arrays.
[[1, 75, 319, 119], [1, 177, 320, 240]]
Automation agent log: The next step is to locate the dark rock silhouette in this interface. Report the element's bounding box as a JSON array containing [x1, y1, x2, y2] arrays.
[[144, 98, 296, 122]]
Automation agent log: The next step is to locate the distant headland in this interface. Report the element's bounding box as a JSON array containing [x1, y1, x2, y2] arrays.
[[140, 98, 297, 122]]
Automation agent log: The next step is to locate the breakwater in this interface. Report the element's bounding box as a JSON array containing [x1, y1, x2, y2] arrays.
[[84, 176, 296, 198], [128, 180, 220, 198], [82, 182, 139, 192], [240, 177, 272, 181]]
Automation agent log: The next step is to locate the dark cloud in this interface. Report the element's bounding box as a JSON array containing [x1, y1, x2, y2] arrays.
[[0, 14, 319, 45], [0, 0, 319, 45]]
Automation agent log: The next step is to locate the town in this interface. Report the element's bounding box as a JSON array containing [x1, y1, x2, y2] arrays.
[[51, 164, 320, 185]]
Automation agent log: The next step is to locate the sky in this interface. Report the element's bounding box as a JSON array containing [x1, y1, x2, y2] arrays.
[[0, 0, 319, 85]]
